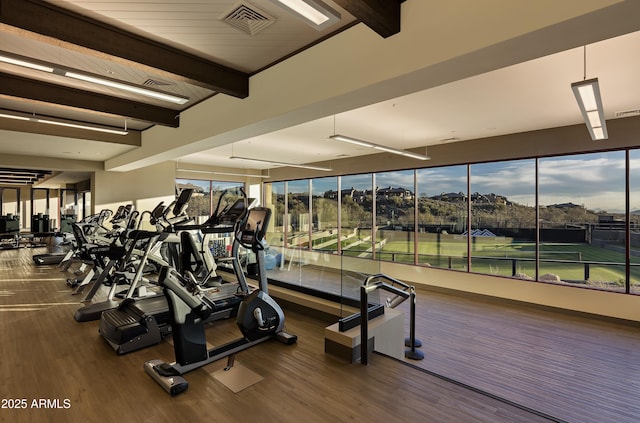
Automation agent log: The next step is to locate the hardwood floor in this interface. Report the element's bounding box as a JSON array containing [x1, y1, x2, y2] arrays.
[[269, 263, 640, 423], [393, 285, 640, 423], [1, 247, 635, 422]]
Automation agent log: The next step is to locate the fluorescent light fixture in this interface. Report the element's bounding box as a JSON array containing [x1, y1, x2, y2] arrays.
[[0, 110, 128, 135], [0, 112, 30, 122], [571, 78, 608, 140], [0, 53, 54, 73], [176, 168, 269, 178], [373, 145, 398, 154], [269, 0, 340, 30], [36, 118, 128, 135], [401, 150, 431, 160], [64, 71, 189, 105], [230, 155, 332, 171], [329, 134, 373, 147], [0, 50, 189, 105], [330, 134, 431, 161]]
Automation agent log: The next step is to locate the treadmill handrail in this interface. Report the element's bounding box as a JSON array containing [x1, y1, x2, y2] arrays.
[[363, 273, 411, 308]]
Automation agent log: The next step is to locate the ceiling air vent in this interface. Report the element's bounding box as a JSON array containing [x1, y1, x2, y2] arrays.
[[614, 109, 640, 119], [440, 137, 460, 143], [220, 2, 276, 36], [143, 78, 174, 88]]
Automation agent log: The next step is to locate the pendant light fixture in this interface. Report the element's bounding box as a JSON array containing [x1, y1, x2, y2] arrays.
[[571, 46, 607, 140]]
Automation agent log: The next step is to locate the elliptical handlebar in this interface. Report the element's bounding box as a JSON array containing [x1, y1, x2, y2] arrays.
[[159, 266, 212, 320], [154, 189, 194, 232]]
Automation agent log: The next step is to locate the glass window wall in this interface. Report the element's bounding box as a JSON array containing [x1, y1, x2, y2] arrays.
[[539, 152, 626, 291], [311, 177, 338, 252], [264, 182, 285, 249], [416, 165, 468, 270], [628, 149, 640, 294], [263, 147, 640, 296], [470, 160, 536, 278], [341, 174, 374, 259], [375, 170, 415, 264], [176, 179, 245, 223], [286, 180, 310, 249], [176, 179, 211, 222]]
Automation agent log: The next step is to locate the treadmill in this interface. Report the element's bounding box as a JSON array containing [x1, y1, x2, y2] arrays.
[[75, 190, 193, 322], [32, 208, 116, 266], [99, 197, 254, 355]]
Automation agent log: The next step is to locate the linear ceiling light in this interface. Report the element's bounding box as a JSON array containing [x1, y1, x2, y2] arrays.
[[0, 51, 189, 105], [329, 134, 374, 147], [571, 78, 608, 140], [230, 155, 332, 171], [0, 110, 128, 135], [64, 71, 189, 105], [0, 53, 54, 73], [269, 0, 340, 30], [329, 134, 430, 160], [176, 168, 270, 178], [401, 150, 432, 160]]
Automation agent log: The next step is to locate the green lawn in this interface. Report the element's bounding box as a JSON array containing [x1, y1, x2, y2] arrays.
[[290, 233, 639, 288], [379, 239, 640, 288]]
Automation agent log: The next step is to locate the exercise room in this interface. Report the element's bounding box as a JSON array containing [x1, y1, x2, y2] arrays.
[[2, 2, 640, 422]]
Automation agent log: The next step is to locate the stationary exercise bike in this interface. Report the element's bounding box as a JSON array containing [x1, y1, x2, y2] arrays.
[[144, 207, 296, 396]]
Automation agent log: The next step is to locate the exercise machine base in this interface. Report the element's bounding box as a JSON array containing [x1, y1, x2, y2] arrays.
[[144, 359, 189, 396]]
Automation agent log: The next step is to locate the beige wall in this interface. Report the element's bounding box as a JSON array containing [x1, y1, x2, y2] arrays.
[[93, 161, 176, 216]]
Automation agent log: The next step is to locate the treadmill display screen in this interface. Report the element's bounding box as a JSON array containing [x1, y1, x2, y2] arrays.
[[241, 208, 271, 245], [219, 199, 246, 224]]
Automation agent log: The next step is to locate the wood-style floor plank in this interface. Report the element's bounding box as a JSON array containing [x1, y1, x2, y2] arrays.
[[0, 249, 628, 422], [393, 284, 640, 423], [271, 263, 640, 423]]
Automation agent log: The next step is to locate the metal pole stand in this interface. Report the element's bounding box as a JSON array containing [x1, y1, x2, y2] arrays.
[[404, 288, 424, 360]]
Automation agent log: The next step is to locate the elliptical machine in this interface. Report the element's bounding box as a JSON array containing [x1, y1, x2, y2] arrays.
[[99, 193, 254, 354], [144, 207, 296, 396]]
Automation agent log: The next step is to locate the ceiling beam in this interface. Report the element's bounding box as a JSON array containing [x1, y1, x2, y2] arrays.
[[0, 167, 48, 184], [0, 167, 50, 174], [0, 0, 249, 98], [333, 0, 404, 38], [0, 176, 36, 179], [0, 72, 180, 127], [0, 176, 48, 180], [0, 174, 47, 179], [0, 179, 34, 184]]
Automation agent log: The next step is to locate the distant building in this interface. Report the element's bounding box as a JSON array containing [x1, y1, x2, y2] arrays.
[[334, 187, 367, 203], [377, 186, 413, 200], [323, 190, 339, 200], [471, 192, 508, 205], [431, 192, 467, 202], [176, 183, 206, 195], [548, 202, 583, 209]]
